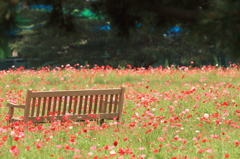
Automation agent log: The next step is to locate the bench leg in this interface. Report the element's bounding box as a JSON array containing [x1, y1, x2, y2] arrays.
[[100, 119, 104, 126], [7, 107, 14, 125]]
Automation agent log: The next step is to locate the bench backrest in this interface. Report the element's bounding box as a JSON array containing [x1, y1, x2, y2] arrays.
[[23, 87, 125, 123]]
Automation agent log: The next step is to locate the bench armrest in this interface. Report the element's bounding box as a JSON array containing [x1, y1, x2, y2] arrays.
[[7, 103, 25, 120], [7, 103, 25, 109]]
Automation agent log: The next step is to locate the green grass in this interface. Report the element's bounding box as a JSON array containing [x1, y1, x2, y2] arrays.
[[0, 65, 239, 158]]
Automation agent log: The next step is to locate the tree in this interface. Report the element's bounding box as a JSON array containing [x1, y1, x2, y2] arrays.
[[10, 1, 170, 67], [10, 0, 106, 67], [5, 0, 240, 67], [0, 0, 17, 58], [91, 0, 240, 59]]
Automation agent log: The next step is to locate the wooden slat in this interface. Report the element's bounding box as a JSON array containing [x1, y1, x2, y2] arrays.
[[47, 97, 52, 115], [52, 97, 57, 114], [63, 96, 68, 115], [109, 94, 114, 113], [36, 97, 41, 116], [93, 95, 98, 114], [31, 98, 36, 117], [24, 90, 33, 123], [99, 95, 103, 113], [100, 113, 119, 119], [7, 103, 25, 108], [113, 94, 119, 113], [41, 97, 47, 116], [88, 95, 93, 114], [27, 113, 119, 123], [57, 97, 62, 115], [78, 96, 83, 114], [68, 96, 73, 114], [11, 117, 23, 121], [83, 96, 88, 114], [73, 96, 78, 114], [8, 107, 14, 119], [118, 87, 125, 121], [102, 95, 108, 113], [31, 89, 122, 97]]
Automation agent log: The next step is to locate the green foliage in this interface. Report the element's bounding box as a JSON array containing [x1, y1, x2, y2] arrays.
[[0, 0, 17, 33], [91, 0, 240, 58], [0, 0, 18, 58], [10, 0, 91, 66], [6, 0, 240, 67]]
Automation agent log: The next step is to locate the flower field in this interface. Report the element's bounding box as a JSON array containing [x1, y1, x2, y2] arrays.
[[0, 65, 239, 159]]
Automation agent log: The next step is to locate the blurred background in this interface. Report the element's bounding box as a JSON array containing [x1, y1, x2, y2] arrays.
[[0, 0, 239, 69]]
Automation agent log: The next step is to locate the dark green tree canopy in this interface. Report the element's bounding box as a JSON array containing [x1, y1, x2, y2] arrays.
[[1, 0, 240, 68], [91, 0, 240, 57]]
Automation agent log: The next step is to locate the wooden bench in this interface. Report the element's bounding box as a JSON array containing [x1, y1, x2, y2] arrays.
[[7, 87, 125, 125]]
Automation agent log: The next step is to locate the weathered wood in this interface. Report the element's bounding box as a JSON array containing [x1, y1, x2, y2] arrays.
[[99, 95, 103, 113], [42, 97, 47, 116], [68, 96, 73, 114], [57, 97, 62, 115], [83, 96, 88, 114], [30, 89, 122, 97], [88, 95, 93, 114], [113, 94, 119, 113], [93, 95, 98, 114], [36, 97, 41, 116], [52, 97, 57, 114], [8, 107, 14, 121], [78, 96, 83, 114], [118, 87, 125, 121], [63, 96, 68, 115], [73, 96, 78, 114], [31, 98, 36, 117], [23, 113, 119, 123], [102, 95, 108, 113], [47, 97, 52, 114], [109, 94, 114, 113], [7, 103, 25, 109], [7, 88, 125, 125], [24, 90, 32, 123]]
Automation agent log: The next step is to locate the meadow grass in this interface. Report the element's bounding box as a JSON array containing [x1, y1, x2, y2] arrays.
[[0, 65, 239, 159]]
